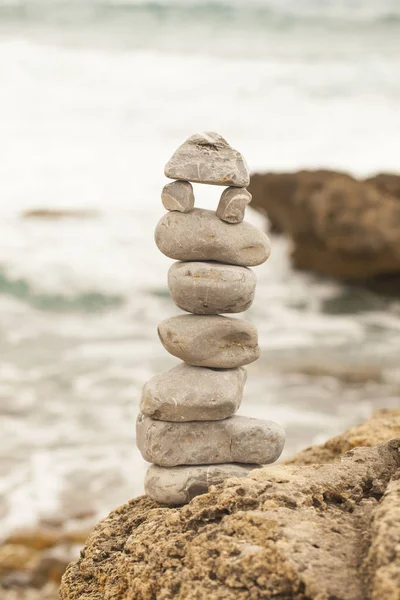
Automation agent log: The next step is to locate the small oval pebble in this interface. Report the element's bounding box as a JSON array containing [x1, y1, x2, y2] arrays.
[[136, 414, 285, 467], [155, 208, 271, 267], [158, 314, 260, 368], [216, 187, 252, 224], [168, 261, 256, 315], [161, 180, 194, 213], [141, 363, 246, 421], [145, 463, 259, 505]]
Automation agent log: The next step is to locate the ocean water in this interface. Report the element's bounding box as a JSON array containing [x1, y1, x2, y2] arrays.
[[1, 0, 400, 535]]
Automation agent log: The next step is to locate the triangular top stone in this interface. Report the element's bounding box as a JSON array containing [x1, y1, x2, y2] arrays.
[[164, 132, 250, 187]]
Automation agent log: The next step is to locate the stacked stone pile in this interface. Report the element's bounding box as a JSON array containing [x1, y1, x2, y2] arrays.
[[136, 132, 285, 505]]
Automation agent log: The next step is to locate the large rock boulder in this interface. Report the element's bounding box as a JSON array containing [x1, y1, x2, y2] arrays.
[[248, 171, 400, 293], [60, 410, 400, 600]]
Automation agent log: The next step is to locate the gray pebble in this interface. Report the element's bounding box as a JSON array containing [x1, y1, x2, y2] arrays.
[[158, 314, 260, 368], [168, 261, 256, 315], [164, 132, 250, 187], [155, 208, 271, 267], [161, 180, 194, 213], [136, 414, 285, 467], [216, 187, 252, 224], [145, 463, 260, 505], [140, 363, 246, 421]]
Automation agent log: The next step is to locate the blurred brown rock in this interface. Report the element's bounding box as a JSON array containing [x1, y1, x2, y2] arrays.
[[248, 170, 400, 294], [60, 409, 400, 600], [4, 529, 60, 551], [1, 582, 59, 599], [366, 173, 400, 199], [0, 525, 90, 595], [22, 209, 99, 220], [0, 545, 38, 575]]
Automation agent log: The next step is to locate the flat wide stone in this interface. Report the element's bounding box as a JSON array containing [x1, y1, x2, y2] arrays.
[[145, 463, 259, 505], [161, 180, 194, 213], [136, 414, 285, 467], [168, 261, 256, 315], [158, 315, 260, 368], [216, 187, 252, 224], [140, 363, 246, 421], [164, 132, 250, 187], [155, 208, 271, 267]]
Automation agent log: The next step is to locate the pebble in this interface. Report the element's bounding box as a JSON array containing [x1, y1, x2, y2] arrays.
[[168, 261, 256, 314], [216, 187, 252, 224], [145, 463, 259, 505], [161, 180, 194, 213], [164, 131, 250, 187], [136, 414, 285, 467], [140, 363, 246, 421], [158, 314, 260, 368], [155, 208, 271, 267]]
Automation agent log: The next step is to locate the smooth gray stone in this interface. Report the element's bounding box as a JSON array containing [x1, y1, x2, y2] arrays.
[[155, 208, 271, 267], [161, 180, 194, 213], [136, 414, 285, 467], [140, 363, 246, 422], [164, 132, 250, 187], [158, 314, 260, 368], [216, 187, 252, 224], [145, 463, 259, 505], [168, 261, 256, 315]]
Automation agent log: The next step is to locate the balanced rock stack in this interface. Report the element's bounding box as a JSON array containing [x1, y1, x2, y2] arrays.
[[137, 132, 285, 505]]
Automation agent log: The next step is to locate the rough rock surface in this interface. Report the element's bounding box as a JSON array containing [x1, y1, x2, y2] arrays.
[[60, 410, 400, 600], [145, 464, 259, 505], [286, 408, 400, 466], [155, 208, 271, 267], [161, 180, 195, 213], [168, 261, 256, 315], [140, 363, 246, 422], [136, 414, 285, 467], [248, 170, 400, 292], [164, 132, 250, 187], [158, 314, 260, 368], [216, 187, 252, 224]]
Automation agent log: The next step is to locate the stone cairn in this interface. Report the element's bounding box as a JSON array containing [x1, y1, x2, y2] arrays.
[[137, 132, 285, 505]]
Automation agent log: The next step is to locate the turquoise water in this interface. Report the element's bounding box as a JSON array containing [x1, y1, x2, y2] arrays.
[[0, 0, 399, 534]]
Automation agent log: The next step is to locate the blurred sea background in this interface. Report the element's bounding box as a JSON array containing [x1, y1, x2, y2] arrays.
[[1, 0, 400, 538]]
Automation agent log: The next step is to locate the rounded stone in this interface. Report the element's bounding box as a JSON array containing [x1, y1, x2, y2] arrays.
[[157, 315, 260, 368], [136, 414, 285, 467], [145, 463, 260, 505], [168, 261, 256, 315], [140, 363, 246, 422], [216, 187, 252, 224], [161, 180, 194, 213], [155, 208, 271, 267]]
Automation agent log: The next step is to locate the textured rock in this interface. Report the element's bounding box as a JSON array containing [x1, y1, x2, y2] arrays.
[[168, 261, 256, 315], [363, 477, 400, 600], [140, 363, 246, 421], [136, 414, 285, 467], [216, 187, 252, 223], [145, 463, 259, 505], [61, 422, 400, 600], [161, 180, 194, 213], [248, 170, 400, 292], [155, 208, 271, 267], [158, 314, 260, 368], [286, 408, 400, 466], [164, 132, 250, 187]]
